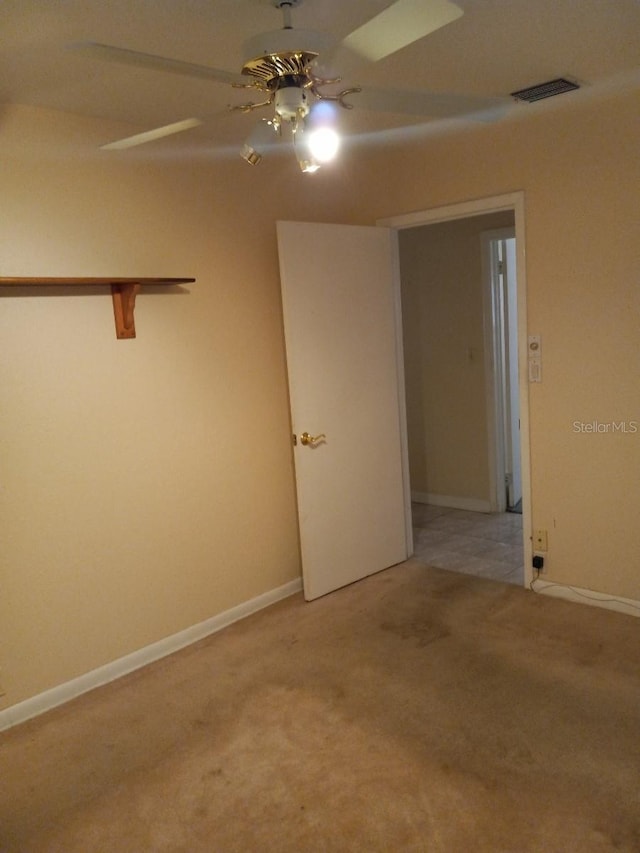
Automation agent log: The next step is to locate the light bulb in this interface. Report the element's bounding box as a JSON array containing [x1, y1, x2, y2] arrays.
[[307, 127, 340, 163]]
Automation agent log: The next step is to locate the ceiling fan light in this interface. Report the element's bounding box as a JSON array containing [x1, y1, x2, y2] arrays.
[[293, 123, 321, 173], [298, 157, 321, 174], [240, 117, 279, 166], [307, 127, 340, 163], [241, 144, 263, 166], [294, 140, 321, 173]]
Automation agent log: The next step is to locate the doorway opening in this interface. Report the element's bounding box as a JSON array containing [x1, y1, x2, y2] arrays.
[[380, 193, 531, 587]]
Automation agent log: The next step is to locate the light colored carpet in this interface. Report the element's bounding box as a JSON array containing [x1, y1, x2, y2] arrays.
[[2, 560, 639, 852]]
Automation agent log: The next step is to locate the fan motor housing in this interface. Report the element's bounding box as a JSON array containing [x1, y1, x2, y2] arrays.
[[242, 50, 318, 86], [274, 81, 311, 119], [241, 27, 333, 84]]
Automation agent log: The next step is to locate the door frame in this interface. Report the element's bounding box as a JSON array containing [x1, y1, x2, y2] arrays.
[[379, 192, 532, 587]]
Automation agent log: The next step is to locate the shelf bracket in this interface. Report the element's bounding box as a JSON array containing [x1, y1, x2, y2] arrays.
[[111, 282, 142, 339]]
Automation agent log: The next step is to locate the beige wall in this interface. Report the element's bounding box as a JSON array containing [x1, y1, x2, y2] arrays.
[[0, 105, 353, 708], [1, 85, 638, 710], [399, 212, 514, 505], [346, 88, 639, 600]]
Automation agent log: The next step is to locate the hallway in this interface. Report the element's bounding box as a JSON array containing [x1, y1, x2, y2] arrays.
[[412, 503, 524, 586]]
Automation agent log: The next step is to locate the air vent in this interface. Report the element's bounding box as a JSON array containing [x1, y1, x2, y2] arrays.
[[510, 78, 580, 103]]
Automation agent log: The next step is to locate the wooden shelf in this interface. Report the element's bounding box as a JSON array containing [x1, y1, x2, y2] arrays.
[[0, 277, 195, 339]]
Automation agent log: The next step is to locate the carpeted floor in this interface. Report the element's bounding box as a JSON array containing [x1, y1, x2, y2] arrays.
[[2, 560, 639, 852]]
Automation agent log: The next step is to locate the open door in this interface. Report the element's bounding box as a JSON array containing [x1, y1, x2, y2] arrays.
[[277, 221, 410, 601], [503, 237, 522, 509], [485, 229, 522, 512]]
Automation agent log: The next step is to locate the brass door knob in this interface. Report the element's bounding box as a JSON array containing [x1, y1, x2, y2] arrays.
[[300, 432, 327, 447]]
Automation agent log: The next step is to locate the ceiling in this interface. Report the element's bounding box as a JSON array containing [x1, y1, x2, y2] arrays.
[[1, 0, 639, 156]]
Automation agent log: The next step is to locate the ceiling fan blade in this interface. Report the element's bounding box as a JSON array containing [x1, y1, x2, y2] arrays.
[[72, 42, 247, 87], [347, 87, 511, 122], [101, 118, 203, 150], [342, 0, 463, 63]]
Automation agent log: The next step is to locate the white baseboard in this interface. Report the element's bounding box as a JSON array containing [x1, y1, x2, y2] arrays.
[[411, 491, 492, 514], [0, 577, 303, 733], [533, 579, 640, 619]]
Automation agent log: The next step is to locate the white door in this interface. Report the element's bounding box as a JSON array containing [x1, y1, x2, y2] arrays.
[[484, 228, 521, 512], [503, 237, 522, 508], [277, 221, 410, 601]]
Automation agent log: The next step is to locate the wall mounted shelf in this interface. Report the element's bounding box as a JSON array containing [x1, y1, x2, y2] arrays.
[[0, 277, 195, 339]]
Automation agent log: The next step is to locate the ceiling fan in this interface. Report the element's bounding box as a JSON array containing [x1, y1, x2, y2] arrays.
[[75, 0, 510, 172]]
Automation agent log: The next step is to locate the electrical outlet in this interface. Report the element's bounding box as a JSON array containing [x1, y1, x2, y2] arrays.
[[533, 529, 548, 551]]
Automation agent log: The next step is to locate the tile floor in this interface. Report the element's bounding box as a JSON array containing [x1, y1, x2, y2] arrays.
[[412, 502, 524, 586]]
